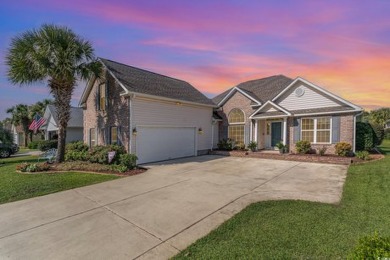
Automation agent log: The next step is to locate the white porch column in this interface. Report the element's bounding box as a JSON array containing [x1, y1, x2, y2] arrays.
[[254, 120, 258, 142], [283, 117, 287, 145], [249, 120, 253, 142]]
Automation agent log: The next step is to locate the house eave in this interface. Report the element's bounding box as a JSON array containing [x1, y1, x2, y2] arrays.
[[217, 87, 261, 107]]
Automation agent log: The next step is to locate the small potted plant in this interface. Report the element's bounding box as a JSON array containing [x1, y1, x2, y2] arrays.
[[275, 142, 286, 154], [248, 141, 258, 152]]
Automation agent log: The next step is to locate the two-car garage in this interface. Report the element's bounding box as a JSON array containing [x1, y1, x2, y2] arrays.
[[136, 126, 197, 164]]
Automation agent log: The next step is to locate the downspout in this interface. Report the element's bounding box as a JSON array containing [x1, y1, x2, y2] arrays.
[[353, 111, 363, 152], [128, 94, 133, 154]]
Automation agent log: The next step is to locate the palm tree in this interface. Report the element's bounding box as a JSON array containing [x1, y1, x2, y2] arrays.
[[6, 24, 101, 162], [6, 104, 31, 147]]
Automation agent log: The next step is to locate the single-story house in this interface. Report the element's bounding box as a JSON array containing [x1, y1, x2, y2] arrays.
[[213, 75, 363, 154], [40, 105, 84, 143], [80, 58, 362, 164]]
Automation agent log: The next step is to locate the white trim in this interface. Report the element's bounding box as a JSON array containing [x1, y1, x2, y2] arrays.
[[283, 118, 287, 145], [250, 120, 253, 142], [293, 109, 361, 117], [228, 108, 246, 124], [249, 100, 291, 118], [217, 87, 261, 107], [300, 117, 332, 144], [254, 120, 258, 143], [272, 77, 363, 110], [251, 115, 289, 119], [122, 92, 216, 108]]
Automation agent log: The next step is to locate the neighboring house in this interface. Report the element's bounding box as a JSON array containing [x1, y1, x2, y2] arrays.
[[40, 105, 84, 143], [212, 75, 363, 154], [11, 124, 25, 146], [79, 58, 216, 164]]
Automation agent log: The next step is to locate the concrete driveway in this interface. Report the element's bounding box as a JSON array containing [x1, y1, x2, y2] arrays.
[[0, 155, 348, 259]]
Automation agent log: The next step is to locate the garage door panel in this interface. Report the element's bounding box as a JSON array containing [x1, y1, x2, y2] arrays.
[[137, 127, 196, 164]]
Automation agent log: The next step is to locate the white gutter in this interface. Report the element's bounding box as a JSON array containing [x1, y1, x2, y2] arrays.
[[353, 111, 364, 152]]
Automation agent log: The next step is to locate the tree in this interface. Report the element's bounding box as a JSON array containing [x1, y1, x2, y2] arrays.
[[6, 24, 101, 162], [0, 127, 13, 144], [6, 104, 30, 147], [369, 108, 390, 127]]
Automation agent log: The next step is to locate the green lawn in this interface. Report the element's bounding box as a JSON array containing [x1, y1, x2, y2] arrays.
[[175, 140, 390, 259], [0, 155, 119, 204]]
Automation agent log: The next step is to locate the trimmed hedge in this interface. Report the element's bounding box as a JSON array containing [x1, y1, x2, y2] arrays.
[[356, 122, 375, 151], [38, 140, 58, 151]]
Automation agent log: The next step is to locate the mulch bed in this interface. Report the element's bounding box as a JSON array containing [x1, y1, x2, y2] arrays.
[[210, 150, 385, 165], [50, 163, 146, 176]]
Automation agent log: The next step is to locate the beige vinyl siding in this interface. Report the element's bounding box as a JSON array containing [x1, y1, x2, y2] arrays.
[[266, 107, 277, 112], [131, 97, 213, 153], [277, 83, 340, 111]]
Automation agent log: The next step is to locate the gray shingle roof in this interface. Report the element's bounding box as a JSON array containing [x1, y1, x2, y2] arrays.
[[100, 58, 214, 106], [212, 75, 293, 105], [46, 105, 83, 128]]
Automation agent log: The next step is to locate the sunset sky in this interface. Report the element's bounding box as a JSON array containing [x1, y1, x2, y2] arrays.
[[1, 0, 389, 120]]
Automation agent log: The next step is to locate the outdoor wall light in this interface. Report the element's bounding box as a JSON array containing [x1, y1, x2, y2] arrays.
[[198, 127, 203, 134], [132, 127, 137, 135]]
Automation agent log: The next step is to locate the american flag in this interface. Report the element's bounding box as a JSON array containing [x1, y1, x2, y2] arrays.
[[29, 114, 45, 133]]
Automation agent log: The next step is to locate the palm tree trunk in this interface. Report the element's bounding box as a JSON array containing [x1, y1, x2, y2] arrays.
[[50, 80, 74, 163]]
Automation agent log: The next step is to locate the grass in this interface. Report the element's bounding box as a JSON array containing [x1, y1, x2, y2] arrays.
[[0, 155, 119, 204], [175, 139, 390, 259]]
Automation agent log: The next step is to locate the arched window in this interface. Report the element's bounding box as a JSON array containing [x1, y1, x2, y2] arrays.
[[228, 108, 245, 146]]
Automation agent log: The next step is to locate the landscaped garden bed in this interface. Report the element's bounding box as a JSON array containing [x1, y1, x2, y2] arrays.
[[210, 150, 384, 165]]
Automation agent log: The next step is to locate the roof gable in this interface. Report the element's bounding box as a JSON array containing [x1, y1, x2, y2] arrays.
[[272, 77, 362, 111], [212, 75, 293, 107], [250, 101, 291, 118], [41, 105, 83, 129]]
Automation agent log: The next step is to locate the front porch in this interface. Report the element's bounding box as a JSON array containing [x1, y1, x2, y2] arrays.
[[250, 116, 289, 150]]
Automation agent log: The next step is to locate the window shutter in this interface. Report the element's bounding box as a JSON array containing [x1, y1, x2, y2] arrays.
[[117, 126, 122, 146], [332, 116, 340, 143], [293, 118, 301, 143], [105, 79, 109, 111], [96, 86, 100, 111]]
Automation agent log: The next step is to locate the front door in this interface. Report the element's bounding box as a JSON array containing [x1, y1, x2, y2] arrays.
[[271, 122, 282, 147]]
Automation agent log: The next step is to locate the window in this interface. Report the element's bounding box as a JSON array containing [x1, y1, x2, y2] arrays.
[[301, 117, 331, 143], [99, 84, 106, 111], [90, 128, 96, 146], [228, 108, 245, 124], [228, 108, 245, 145], [110, 127, 118, 144]]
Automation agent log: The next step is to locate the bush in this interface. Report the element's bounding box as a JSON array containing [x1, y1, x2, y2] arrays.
[[16, 162, 50, 172], [356, 122, 375, 151], [65, 141, 89, 161], [88, 144, 126, 164], [295, 140, 311, 154], [28, 140, 41, 149], [385, 128, 390, 140], [348, 232, 390, 259], [247, 141, 257, 152], [217, 139, 233, 151], [335, 142, 352, 156], [355, 150, 370, 160], [38, 140, 57, 151], [318, 146, 327, 156], [371, 123, 385, 145], [118, 153, 137, 170]]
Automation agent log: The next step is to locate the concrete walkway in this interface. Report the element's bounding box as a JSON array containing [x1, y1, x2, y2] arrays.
[[0, 155, 348, 259]]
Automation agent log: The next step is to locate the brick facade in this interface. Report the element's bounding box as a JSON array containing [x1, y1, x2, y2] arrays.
[[219, 91, 256, 143], [83, 71, 130, 152]]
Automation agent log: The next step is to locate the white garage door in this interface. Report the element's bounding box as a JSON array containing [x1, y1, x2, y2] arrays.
[[136, 126, 196, 164]]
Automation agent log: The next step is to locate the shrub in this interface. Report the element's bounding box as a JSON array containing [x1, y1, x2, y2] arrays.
[[38, 140, 57, 151], [356, 122, 375, 151], [88, 144, 126, 164], [65, 141, 89, 161], [335, 142, 353, 157], [318, 146, 327, 156], [16, 162, 50, 172], [371, 123, 385, 145], [217, 139, 233, 151], [118, 153, 137, 170], [384, 128, 390, 140], [295, 140, 311, 154], [28, 140, 41, 149], [247, 141, 257, 152], [355, 150, 370, 160], [110, 164, 129, 173], [348, 232, 390, 259]]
